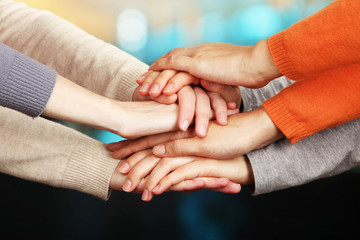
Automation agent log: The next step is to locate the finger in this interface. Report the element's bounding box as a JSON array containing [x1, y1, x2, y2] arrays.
[[201, 79, 241, 105], [181, 178, 241, 194], [118, 149, 153, 174], [112, 130, 194, 160], [152, 135, 201, 158], [208, 181, 242, 194], [227, 108, 240, 116], [152, 46, 195, 64], [152, 159, 221, 195], [106, 140, 130, 152], [162, 72, 200, 96], [150, 94, 178, 105], [169, 177, 229, 192], [143, 157, 195, 196], [138, 71, 160, 96], [149, 55, 193, 72], [136, 71, 152, 85], [177, 86, 195, 132], [194, 87, 211, 137], [208, 92, 228, 126], [200, 79, 226, 92], [148, 70, 177, 97], [133, 85, 179, 104], [227, 102, 237, 110], [141, 156, 195, 201], [122, 153, 161, 192], [153, 158, 245, 194]]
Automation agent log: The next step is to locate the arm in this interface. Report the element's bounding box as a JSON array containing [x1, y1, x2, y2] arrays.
[[0, 107, 120, 200], [0, 42, 56, 117], [0, 0, 147, 101], [240, 77, 360, 194], [269, 0, 360, 80], [263, 64, 360, 143], [123, 77, 360, 197], [248, 118, 360, 195], [43, 74, 180, 139]]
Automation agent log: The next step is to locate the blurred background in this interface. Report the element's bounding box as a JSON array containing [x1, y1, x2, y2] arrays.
[[2, 0, 359, 239]]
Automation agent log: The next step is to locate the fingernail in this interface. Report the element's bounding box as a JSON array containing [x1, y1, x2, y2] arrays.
[[136, 75, 146, 84], [163, 83, 174, 93], [122, 179, 132, 192], [139, 83, 150, 92], [153, 145, 166, 156], [141, 189, 149, 201], [181, 120, 189, 131], [149, 84, 159, 93], [118, 162, 130, 174], [152, 185, 160, 193], [220, 113, 227, 124], [199, 125, 207, 137]]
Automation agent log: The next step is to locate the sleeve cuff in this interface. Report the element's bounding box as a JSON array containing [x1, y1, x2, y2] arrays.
[[62, 138, 120, 200], [0, 44, 57, 117], [268, 33, 305, 81], [263, 95, 311, 143]]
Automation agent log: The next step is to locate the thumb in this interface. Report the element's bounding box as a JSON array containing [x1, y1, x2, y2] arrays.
[[150, 55, 193, 73], [200, 79, 226, 92], [152, 138, 199, 157]]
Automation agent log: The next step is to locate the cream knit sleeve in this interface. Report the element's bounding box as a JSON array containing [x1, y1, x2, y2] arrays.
[[0, 0, 148, 101], [0, 108, 120, 200], [0, 0, 146, 199]]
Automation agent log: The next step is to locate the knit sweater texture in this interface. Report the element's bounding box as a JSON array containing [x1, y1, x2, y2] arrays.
[[0, 0, 147, 200], [0, 42, 56, 117], [265, 0, 360, 143]]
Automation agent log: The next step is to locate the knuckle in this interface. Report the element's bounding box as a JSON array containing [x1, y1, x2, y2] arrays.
[[171, 130, 188, 141], [167, 55, 178, 64], [169, 140, 182, 153]]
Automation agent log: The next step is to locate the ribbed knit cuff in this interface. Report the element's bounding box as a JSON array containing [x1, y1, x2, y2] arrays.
[[114, 60, 148, 102], [268, 33, 304, 81], [263, 95, 311, 143], [62, 138, 120, 200], [0, 45, 56, 117]]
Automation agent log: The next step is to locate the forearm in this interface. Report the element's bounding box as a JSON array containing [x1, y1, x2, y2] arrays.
[[0, 42, 56, 117], [0, 107, 119, 200], [268, 0, 360, 80], [42, 75, 121, 134], [247, 118, 360, 195], [241, 75, 360, 194], [263, 64, 360, 143], [0, 0, 147, 101], [43, 75, 179, 139]]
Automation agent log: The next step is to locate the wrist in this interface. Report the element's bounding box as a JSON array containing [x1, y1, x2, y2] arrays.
[[251, 39, 282, 86], [95, 98, 129, 135], [235, 155, 254, 185], [254, 106, 284, 148]]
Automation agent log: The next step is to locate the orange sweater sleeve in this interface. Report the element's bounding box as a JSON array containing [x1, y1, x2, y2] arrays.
[[263, 0, 360, 143], [263, 64, 360, 143], [268, 0, 360, 80]]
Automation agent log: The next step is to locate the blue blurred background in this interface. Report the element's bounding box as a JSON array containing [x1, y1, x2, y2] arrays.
[[3, 0, 359, 239]]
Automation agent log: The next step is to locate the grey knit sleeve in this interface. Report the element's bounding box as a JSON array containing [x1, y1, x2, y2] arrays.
[[0, 42, 56, 117], [240, 77, 360, 195]]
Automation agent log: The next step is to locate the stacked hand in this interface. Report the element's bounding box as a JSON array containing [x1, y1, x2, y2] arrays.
[[106, 39, 284, 201]]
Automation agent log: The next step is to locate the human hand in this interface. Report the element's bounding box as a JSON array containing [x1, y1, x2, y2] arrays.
[[109, 151, 242, 197], [134, 70, 241, 137], [142, 155, 252, 201], [149, 40, 282, 88], [107, 106, 284, 160], [113, 150, 249, 201]]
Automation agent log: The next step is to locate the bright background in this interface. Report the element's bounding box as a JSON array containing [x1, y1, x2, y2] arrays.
[[3, 1, 359, 240]]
